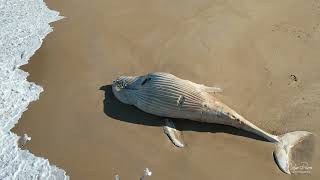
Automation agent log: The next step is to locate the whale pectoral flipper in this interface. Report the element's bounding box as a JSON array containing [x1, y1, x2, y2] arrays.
[[163, 119, 185, 148]]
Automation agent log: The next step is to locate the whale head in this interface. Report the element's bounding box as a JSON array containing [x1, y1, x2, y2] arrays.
[[112, 74, 149, 105]]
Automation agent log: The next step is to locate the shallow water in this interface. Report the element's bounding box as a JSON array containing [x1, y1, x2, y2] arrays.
[[13, 0, 320, 179]]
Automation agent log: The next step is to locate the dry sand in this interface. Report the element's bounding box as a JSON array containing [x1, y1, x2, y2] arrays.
[[13, 0, 320, 179]]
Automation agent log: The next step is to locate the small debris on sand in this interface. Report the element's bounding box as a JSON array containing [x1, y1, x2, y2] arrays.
[[140, 168, 152, 180], [114, 174, 120, 180], [290, 74, 298, 82], [18, 133, 31, 147]]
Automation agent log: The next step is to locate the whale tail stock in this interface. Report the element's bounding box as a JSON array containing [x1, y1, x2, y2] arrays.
[[211, 102, 313, 174], [273, 131, 313, 174]]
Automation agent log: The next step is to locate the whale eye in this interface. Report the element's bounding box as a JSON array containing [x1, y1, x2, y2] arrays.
[[141, 77, 151, 86]]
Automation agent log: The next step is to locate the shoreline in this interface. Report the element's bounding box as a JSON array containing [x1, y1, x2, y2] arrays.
[[0, 0, 68, 179]]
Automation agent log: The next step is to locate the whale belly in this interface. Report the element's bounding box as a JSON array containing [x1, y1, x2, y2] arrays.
[[131, 73, 205, 120]]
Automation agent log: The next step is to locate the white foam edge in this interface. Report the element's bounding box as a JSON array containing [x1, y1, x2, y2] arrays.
[[0, 0, 68, 179]]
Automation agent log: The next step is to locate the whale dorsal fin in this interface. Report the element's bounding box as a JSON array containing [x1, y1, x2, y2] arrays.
[[185, 80, 222, 94], [200, 85, 223, 93]]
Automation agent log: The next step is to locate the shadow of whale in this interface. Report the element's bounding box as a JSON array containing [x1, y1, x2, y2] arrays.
[[99, 85, 268, 142]]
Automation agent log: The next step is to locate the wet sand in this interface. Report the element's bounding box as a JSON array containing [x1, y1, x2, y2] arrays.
[[13, 0, 320, 179]]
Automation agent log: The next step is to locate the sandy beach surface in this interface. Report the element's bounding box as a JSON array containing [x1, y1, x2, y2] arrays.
[[13, 0, 319, 179]]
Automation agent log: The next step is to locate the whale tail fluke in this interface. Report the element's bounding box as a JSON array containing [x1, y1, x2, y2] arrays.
[[273, 131, 313, 174]]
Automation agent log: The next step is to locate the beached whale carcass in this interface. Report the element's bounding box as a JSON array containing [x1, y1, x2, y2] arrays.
[[112, 72, 312, 174]]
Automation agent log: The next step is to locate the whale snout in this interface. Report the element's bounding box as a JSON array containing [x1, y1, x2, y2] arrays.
[[111, 75, 140, 105]]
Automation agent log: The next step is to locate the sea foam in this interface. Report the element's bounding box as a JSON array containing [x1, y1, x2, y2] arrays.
[[0, 0, 68, 179]]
